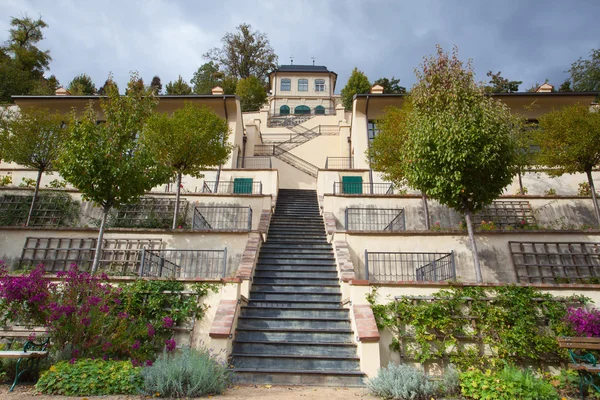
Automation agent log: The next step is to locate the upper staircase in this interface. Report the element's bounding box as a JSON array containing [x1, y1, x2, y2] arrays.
[[231, 189, 365, 386]]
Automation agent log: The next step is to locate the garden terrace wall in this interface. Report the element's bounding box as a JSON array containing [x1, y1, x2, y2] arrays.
[[0, 188, 272, 230], [337, 231, 600, 283], [347, 281, 600, 370], [0, 228, 250, 276], [323, 195, 598, 231]]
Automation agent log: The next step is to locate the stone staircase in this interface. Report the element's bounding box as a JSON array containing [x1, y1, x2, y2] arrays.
[[232, 189, 365, 386]]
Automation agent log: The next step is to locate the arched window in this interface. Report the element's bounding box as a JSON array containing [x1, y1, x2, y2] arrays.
[[315, 105, 325, 115], [280, 79, 291, 91], [294, 105, 311, 115], [298, 79, 308, 91], [280, 105, 290, 115]]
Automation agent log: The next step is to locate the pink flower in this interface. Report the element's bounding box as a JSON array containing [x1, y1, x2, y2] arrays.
[[147, 324, 155, 337], [163, 316, 174, 328], [165, 338, 176, 352], [132, 340, 140, 350]]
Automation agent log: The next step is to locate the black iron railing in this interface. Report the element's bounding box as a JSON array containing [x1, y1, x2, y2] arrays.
[[254, 144, 275, 156], [365, 250, 456, 282], [325, 157, 354, 169], [139, 248, 227, 279], [192, 206, 252, 231], [236, 156, 272, 169], [345, 208, 405, 231], [269, 108, 337, 117], [332, 182, 394, 195], [202, 181, 263, 195]]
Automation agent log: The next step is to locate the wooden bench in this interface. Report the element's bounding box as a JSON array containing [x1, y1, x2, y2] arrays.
[[0, 326, 49, 392], [557, 336, 600, 399]]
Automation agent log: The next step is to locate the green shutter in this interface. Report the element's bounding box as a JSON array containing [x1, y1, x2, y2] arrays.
[[233, 178, 253, 194], [342, 176, 363, 194]]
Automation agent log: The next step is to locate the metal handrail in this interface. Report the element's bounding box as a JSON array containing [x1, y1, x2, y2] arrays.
[[364, 250, 456, 282], [201, 181, 263, 195], [332, 182, 394, 195], [192, 205, 252, 231], [139, 248, 227, 279], [345, 207, 405, 232], [325, 157, 354, 169]]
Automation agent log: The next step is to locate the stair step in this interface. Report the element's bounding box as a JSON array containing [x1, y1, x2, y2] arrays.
[[258, 248, 333, 255], [251, 285, 340, 293], [231, 353, 360, 371], [246, 299, 342, 309], [254, 270, 338, 278], [235, 328, 353, 342], [232, 369, 365, 387], [260, 243, 332, 250], [249, 292, 341, 301], [253, 277, 339, 285], [237, 316, 350, 330], [233, 340, 357, 357], [258, 255, 334, 262], [241, 307, 349, 318], [254, 265, 337, 272]]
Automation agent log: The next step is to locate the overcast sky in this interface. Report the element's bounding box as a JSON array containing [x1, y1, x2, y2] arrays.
[[1, 0, 599, 93]]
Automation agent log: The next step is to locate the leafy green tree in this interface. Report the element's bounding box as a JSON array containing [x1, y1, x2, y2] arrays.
[[484, 71, 522, 93], [67, 73, 96, 95], [150, 76, 162, 95], [97, 78, 119, 95], [535, 103, 600, 225], [165, 75, 192, 95], [191, 62, 223, 94], [204, 23, 278, 83], [58, 73, 170, 273], [144, 102, 232, 228], [513, 121, 538, 195], [29, 74, 59, 95], [340, 68, 371, 110], [373, 46, 518, 282], [0, 107, 67, 226], [373, 77, 406, 94], [0, 15, 52, 102], [558, 79, 572, 92], [567, 48, 600, 92], [235, 76, 267, 112], [220, 75, 238, 95]]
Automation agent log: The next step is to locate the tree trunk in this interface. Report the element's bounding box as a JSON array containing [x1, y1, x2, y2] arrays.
[[421, 192, 430, 230], [517, 171, 524, 194], [26, 169, 43, 227], [587, 170, 600, 227], [463, 200, 483, 283], [91, 207, 109, 275], [172, 172, 182, 229]]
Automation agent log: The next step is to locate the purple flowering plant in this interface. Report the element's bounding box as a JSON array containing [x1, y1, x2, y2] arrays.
[[564, 307, 600, 337]]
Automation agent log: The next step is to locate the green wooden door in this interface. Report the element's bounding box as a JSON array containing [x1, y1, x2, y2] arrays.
[[342, 176, 363, 194], [233, 178, 253, 194]]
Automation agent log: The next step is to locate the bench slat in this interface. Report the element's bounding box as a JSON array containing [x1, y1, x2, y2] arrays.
[[557, 337, 600, 350], [569, 363, 600, 373], [0, 351, 48, 359]]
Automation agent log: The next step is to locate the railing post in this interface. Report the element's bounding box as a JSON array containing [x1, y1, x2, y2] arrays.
[[333, 182, 336, 195], [222, 247, 228, 277], [364, 250, 369, 281], [402, 209, 406, 231], [247, 207, 252, 231], [344, 207, 349, 230], [259, 182, 263, 195], [159, 256, 164, 278], [451, 251, 456, 280], [139, 248, 146, 277], [325, 158, 328, 169]]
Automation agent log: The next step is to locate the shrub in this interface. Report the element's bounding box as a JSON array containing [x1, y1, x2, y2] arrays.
[[460, 366, 559, 400], [142, 347, 229, 398], [367, 363, 438, 400], [544, 188, 557, 196], [36, 359, 143, 395]]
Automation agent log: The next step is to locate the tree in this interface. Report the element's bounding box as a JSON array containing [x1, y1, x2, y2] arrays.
[[535, 103, 600, 225], [97, 78, 119, 95], [0, 15, 52, 102], [374, 46, 518, 282], [191, 62, 223, 94], [373, 77, 406, 94], [1, 107, 67, 226], [567, 48, 600, 92], [340, 68, 371, 110], [67, 73, 96, 95], [235, 76, 267, 112], [204, 23, 278, 83], [144, 102, 232, 228], [484, 71, 522, 93], [512, 121, 538, 195], [558, 79, 572, 92], [150, 76, 162, 95], [57, 73, 170, 273], [29, 74, 59, 95], [165, 75, 192, 95], [126, 77, 145, 95]]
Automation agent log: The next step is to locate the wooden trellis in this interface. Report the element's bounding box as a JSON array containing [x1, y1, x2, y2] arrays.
[[0, 194, 79, 227], [111, 197, 188, 228], [19, 237, 163, 274], [474, 200, 535, 228], [509, 241, 600, 283]]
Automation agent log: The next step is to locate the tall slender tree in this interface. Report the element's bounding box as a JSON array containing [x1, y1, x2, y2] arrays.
[[0, 107, 67, 226], [58, 73, 170, 273], [144, 102, 232, 228], [67, 73, 96, 95], [165, 75, 192, 95], [340, 68, 371, 110]]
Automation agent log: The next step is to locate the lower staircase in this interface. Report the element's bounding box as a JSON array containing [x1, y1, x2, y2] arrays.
[[232, 189, 365, 386]]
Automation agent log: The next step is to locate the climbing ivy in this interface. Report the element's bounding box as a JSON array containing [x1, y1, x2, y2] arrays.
[[367, 285, 588, 371]]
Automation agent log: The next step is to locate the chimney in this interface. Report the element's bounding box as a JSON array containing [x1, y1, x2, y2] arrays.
[[55, 87, 70, 96], [536, 83, 554, 93], [211, 86, 224, 95], [370, 84, 384, 94]]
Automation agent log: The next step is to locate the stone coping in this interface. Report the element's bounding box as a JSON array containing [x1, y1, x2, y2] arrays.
[[0, 186, 273, 198], [340, 229, 600, 236], [349, 279, 600, 289], [323, 193, 598, 200], [39, 274, 224, 284], [0, 226, 257, 235]]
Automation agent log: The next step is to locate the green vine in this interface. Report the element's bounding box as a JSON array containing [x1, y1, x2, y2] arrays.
[[367, 285, 588, 371]]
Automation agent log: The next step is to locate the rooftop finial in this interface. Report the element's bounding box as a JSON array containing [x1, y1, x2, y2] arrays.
[[311, 56, 315, 66], [290, 55, 294, 65]]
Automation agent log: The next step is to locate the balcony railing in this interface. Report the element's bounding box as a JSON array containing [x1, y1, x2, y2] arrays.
[[254, 144, 275, 156], [269, 107, 337, 118], [202, 181, 263, 195], [192, 206, 252, 231], [236, 156, 272, 169], [332, 182, 394, 195], [139, 248, 227, 279], [345, 208, 405, 231], [365, 250, 456, 282], [325, 157, 354, 169]]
